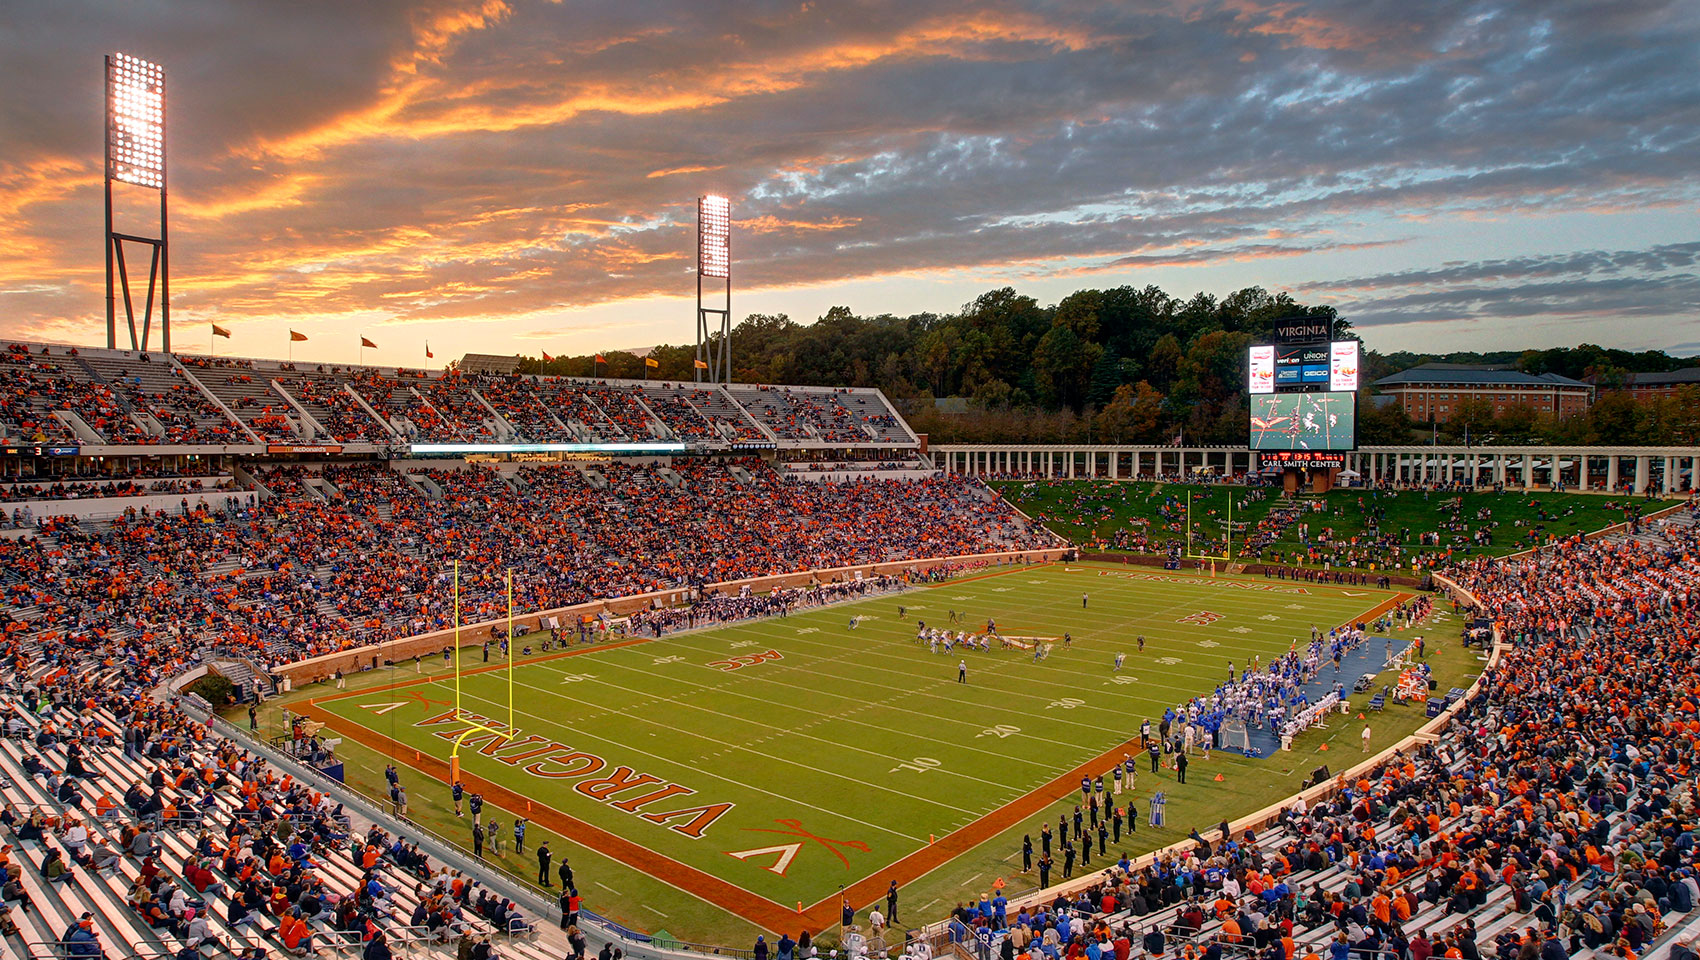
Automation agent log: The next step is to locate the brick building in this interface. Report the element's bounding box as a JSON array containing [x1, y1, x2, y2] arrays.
[[1373, 363, 1594, 423], [1607, 368, 1700, 399]]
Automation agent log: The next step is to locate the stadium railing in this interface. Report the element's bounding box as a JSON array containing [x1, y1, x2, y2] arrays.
[[268, 546, 1070, 687], [175, 698, 721, 960], [915, 612, 1505, 946]]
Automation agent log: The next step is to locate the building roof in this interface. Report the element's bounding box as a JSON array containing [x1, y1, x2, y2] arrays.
[[1619, 368, 1700, 388], [1373, 363, 1591, 389], [458, 353, 523, 374]]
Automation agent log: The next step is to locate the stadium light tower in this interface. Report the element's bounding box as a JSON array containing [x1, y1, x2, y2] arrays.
[[105, 52, 170, 352], [695, 195, 731, 384]]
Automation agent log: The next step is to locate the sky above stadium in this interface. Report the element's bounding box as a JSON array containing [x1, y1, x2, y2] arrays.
[[1, 0, 1697, 366]]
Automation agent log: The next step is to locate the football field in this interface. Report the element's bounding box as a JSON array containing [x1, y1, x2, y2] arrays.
[[299, 562, 1413, 937]]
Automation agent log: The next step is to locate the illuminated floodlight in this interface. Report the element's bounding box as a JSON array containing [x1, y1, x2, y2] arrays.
[[104, 52, 171, 353], [107, 53, 166, 188], [698, 195, 730, 279]]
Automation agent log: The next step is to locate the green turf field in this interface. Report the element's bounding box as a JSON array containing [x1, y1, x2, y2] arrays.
[[993, 481, 1653, 564], [273, 561, 1472, 943]]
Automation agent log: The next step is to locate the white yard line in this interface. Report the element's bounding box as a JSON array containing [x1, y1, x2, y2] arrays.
[[444, 684, 969, 830]]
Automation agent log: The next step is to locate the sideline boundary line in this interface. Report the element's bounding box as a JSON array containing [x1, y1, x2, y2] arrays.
[[299, 576, 1414, 934]]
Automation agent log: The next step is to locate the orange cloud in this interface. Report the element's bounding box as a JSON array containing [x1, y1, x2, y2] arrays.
[[646, 165, 725, 179], [738, 214, 862, 234], [230, 5, 1111, 167]]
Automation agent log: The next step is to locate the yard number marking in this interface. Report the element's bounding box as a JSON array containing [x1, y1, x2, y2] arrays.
[[977, 724, 1022, 739], [558, 673, 597, 683], [891, 756, 942, 774], [1155, 656, 1184, 666], [1046, 697, 1086, 710], [1107, 675, 1138, 685]]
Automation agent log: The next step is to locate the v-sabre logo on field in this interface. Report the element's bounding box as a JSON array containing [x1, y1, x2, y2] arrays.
[[415, 709, 734, 838]]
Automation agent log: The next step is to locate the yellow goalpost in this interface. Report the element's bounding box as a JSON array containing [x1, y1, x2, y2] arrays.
[[1184, 491, 1233, 563], [447, 561, 517, 786]]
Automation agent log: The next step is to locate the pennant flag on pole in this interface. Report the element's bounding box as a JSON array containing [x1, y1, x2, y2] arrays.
[[290, 330, 309, 342], [595, 354, 606, 364], [542, 351, 553, 362], [426, 342, 434, 359], [361, 336, 377, 348], [694, 359, 708, 369], [211, 323, 232, 339], [645, 357, 659, 368]]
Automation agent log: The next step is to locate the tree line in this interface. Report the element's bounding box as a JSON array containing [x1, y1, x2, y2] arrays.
[[511, 285, 1700, 445]]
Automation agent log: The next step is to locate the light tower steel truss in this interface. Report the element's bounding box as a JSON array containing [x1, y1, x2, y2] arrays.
[[695, 195, 731, 384], [105, 53, 170, 352]]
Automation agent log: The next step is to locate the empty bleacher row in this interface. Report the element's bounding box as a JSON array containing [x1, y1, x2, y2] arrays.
[[1, 341, 915, 449], [932, 503, 1700, 960]]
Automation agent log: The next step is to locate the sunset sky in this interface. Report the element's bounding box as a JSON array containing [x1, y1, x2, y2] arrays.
[[1, 0, 1697, 367]]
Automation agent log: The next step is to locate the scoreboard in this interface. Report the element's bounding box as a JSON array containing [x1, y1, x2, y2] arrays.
[[1248, 318, 1358, 456]]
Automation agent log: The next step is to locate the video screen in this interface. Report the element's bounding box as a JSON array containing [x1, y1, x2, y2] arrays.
[[1249, 391, 1356, 451]]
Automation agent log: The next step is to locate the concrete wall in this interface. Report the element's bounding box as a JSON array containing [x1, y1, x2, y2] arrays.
[[6, 488, 257, 521], [273, 546, 1070, 684]]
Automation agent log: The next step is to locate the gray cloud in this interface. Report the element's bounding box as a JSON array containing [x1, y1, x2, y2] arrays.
[[0, 0, 1697, 345], [1306, 241, 1700, 330]]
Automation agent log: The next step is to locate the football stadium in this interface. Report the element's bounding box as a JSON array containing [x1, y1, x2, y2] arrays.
[[5, 9, 1700, 960]]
